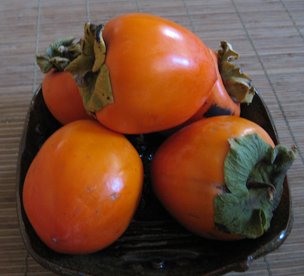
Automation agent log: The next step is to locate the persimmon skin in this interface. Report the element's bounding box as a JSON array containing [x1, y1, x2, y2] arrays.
[[42, 70, 91, 125], [96, 13, 216, 134], [186, 49, 240, 124], [163, 50, 240, 134], [152, 116, 274, 240], [23, 120, 143, 254]]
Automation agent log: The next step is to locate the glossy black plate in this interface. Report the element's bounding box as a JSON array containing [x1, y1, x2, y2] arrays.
[[16, 87, 292, 275]]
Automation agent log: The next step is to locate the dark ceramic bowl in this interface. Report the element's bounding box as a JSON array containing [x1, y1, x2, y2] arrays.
[[16, 88, 293, 275]]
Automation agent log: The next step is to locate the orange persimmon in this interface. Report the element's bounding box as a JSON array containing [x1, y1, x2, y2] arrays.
[[66, 13, 217, 134], [36, 37, 91, 124], [152, 116, 296, 240], [23, 120, 143, 254], [187, 41, 256, 123], [42, 70, 91, 124]]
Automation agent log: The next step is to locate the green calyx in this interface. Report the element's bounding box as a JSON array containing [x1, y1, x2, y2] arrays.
[[217, 41, 257, 104], [65, 23, 113, 113], [214, 134, 297, 239], [36, 37, 81, 73]]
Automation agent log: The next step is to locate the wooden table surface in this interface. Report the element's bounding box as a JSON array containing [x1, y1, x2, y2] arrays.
[[1, 0, 303, 275]]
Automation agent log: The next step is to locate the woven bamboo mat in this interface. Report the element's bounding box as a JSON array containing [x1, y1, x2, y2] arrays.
[[1, 0, 303, 275]]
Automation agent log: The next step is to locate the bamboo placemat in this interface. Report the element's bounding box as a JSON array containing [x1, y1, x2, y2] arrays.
[[1, 0, 303, 275]]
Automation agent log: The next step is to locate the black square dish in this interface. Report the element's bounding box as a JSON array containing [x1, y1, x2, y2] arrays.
[[16, 88, 292, 275]]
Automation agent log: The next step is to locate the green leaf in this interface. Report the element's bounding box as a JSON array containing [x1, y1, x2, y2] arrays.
[[215, 134, 297, 239], [247, 144, 297, 210], [215, 186, 273, 239], [224, 134, 270, 196]]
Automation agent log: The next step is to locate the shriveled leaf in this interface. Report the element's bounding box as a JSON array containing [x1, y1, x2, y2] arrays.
[[65, 22, 113, 113], [37, 36, 81, 73], [65, 23, 96, 76], [217, 41, 256, 104], [215, 134, 297, 239], [225, 134, 270, 196], [92, 25, 106, 73], [81, 22, 96, 56], [36, 55, 52, 73], [46, 36, 75, 57], [79, 64, 113, 113], [65, 43, 82, 60], [49, 57, 71, 72], [250, 144, 297, 209], [218, 41, 239, 62], [78, 72, 98, 113], [215, 190, 273, 239], [94, 64, 114, 107], [65, 55, 94, 77]]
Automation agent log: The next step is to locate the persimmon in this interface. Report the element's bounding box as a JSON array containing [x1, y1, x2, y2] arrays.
[[152, 116, 296, 240], [66, 13, 217, 134], [36, 37, 91, 124], [23, 120, 143, 254], [184, 41, 256, 125]]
